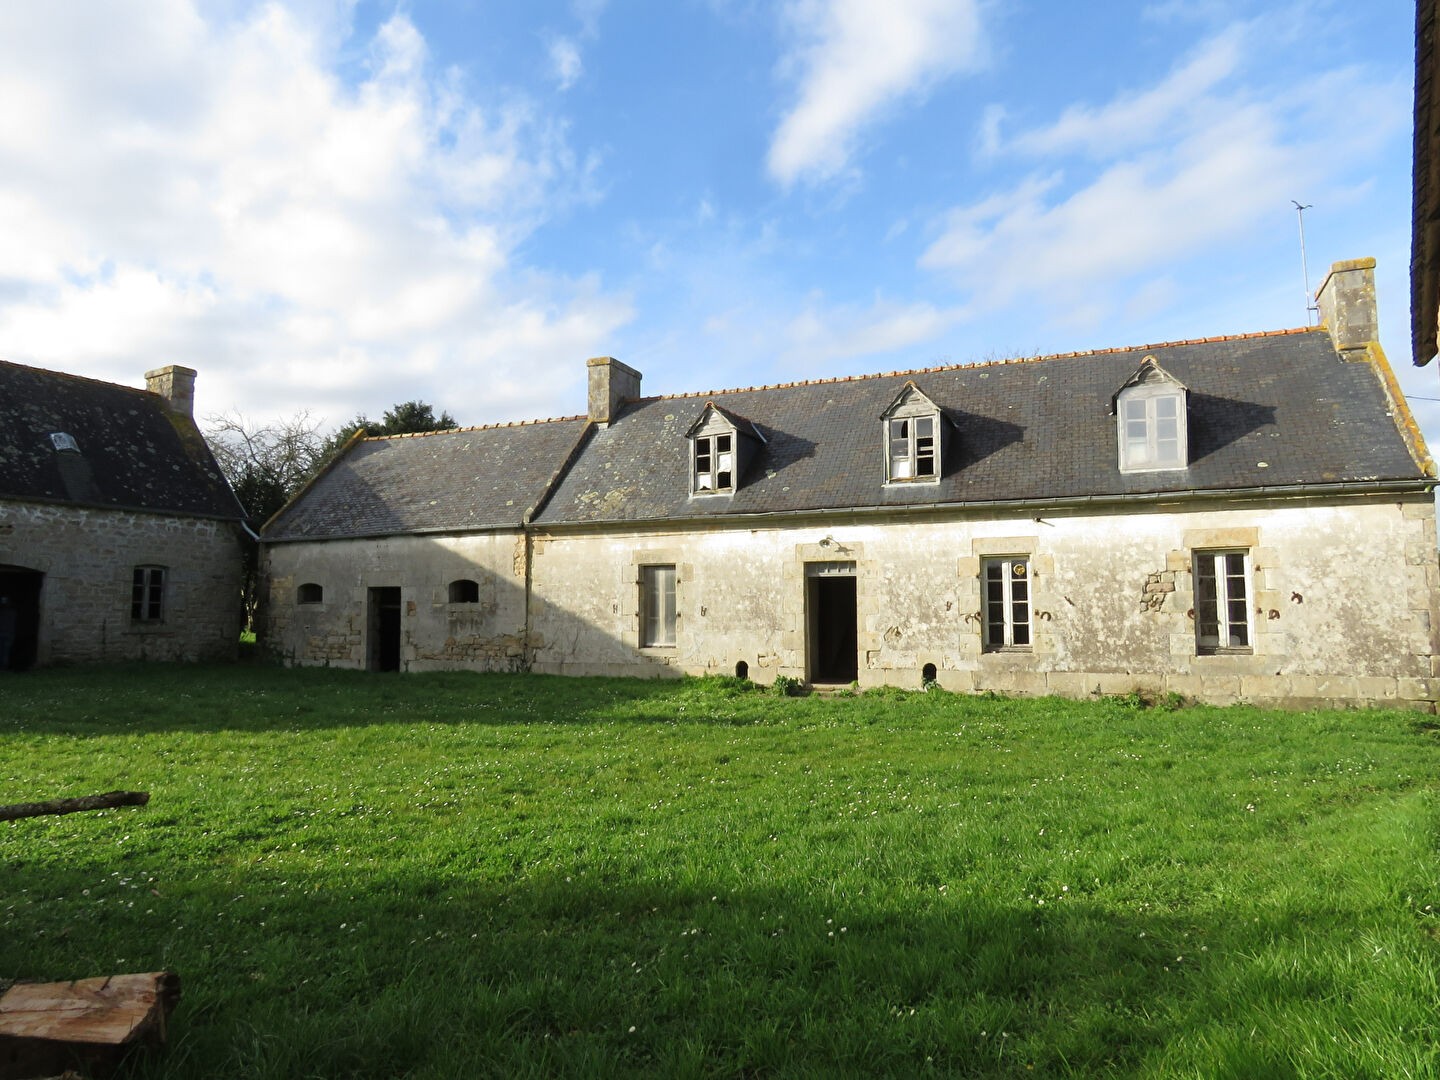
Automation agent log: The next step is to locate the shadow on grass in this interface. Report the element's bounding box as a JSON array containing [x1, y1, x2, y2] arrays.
[[0, 853, 1377, 1080], [0, 664, 756, 737]]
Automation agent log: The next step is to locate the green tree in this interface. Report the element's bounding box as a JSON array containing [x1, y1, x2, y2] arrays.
[[321, 400, 458, 458]]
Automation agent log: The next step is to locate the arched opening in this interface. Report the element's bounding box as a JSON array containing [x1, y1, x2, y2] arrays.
[[448, 579, 480, 604], [297, 582, 323, 604], [921, 662, 937, 684], [735, 660, 749, 680]]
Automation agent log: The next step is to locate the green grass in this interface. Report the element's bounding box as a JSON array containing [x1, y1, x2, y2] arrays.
[[2, 666, 1438, 1078]]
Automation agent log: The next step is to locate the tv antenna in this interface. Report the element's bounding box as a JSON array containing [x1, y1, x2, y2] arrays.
[[1292, 200, 1317, 325]]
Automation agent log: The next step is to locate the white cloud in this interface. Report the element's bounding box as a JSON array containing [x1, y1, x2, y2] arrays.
[[923, 30, 1407, 329], [1004, 28, 1244, 159], [781, 295, 965, 368], [0, 2, 630, 427], [767, 0, 986, 188], [549, 37, 583, 91]]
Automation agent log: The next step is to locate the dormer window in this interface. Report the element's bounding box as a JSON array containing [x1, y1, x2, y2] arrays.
[[694, 432, 734, 492], [687, 401, 765, 496], [1113, 356, 1188, 473], [882, 382, 942, 483], [49, 432, 79, 453]]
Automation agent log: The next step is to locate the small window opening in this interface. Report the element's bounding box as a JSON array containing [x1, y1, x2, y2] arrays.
[[921, 662, 937, 683], [735, 660, 749, 680], [297, 582, 323, 604], [49, 432, 79, 453], [131, 565, 166, 622], [448, 579, 480, 604]]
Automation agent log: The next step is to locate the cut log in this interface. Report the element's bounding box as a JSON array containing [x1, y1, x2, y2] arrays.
[[0, 792, 149, 823], [0, 972, 179, 1080]]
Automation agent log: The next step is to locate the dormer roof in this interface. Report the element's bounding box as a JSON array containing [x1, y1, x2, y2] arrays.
[[685, 400, 766, 443], [880, 380, 940, 419], [1110, 355, 1187, 412]]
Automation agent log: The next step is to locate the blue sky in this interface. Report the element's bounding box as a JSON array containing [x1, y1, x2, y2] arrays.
[[0, 0, 1430, 448]]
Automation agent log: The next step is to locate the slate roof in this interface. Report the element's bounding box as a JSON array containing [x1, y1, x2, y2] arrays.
[[0, 359, 243, 520], [535, 329, 1427, 526], [264, 419, 588, 540], [263, 327, 1430, 542]]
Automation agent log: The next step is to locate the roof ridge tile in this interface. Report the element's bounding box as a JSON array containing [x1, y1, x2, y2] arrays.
[[634, 326, 1317, 405], [365, 414, 585, 441]]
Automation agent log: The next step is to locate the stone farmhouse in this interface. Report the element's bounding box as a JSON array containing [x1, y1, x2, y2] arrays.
[[0, 362, 247, 669], [262, 259, 1440, 710]]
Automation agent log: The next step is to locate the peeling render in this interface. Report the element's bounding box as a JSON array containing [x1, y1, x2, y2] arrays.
[[262, 494, 1440, 711]]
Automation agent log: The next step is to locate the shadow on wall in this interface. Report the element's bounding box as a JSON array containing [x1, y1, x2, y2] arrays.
[[264, 527, 688, 681]]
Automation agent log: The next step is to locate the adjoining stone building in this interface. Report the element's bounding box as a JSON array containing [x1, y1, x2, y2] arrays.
[[0, 362, 248, 668], [262, 259, 1440, 710]]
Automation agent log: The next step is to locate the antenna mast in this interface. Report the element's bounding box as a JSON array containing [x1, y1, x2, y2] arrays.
[[1292, 200, 1316, 325]]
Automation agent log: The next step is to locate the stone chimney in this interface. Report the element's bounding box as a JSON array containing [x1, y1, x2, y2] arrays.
[[586, 356, 642, 425], [1315, 257, 1378, 360], [144, 365, 197, 417]]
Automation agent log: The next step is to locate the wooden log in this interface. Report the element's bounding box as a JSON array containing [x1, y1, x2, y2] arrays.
[[0, 792, 149, 823], [0, 972, 179, 1080]]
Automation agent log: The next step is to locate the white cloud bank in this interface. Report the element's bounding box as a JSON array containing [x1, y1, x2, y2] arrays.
[[922, 27, 1407, 328], [0, 1, 631, 426], [767, 0, 986, 188]]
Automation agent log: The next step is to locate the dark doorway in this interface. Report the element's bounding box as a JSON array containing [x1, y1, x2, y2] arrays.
[[807, 569, 858, 684], [0, 565, 43, 672], [368, 587, 402, 672]]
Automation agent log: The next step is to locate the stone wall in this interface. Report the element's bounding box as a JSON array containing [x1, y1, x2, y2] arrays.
[[0, 500, 244, 664], [259, 494, 1439, 710], [525, 495, 1438, 710], [262, 532, 531, 672]]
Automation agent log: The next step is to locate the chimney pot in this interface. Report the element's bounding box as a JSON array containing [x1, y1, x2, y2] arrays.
[[586, 356, 642, 425], [144, 365, 197, 417], [1315, 257, 1378, 359]]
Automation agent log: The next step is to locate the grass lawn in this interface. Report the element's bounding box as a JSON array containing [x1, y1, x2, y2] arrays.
[[2, 665, 1438, 1078]]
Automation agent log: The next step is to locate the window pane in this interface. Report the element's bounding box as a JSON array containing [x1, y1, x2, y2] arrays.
[[716, 434, 731, 452], [914, 417, 933, 437], [1154, 396, 1177, 419], [641, 565, 676, 647]]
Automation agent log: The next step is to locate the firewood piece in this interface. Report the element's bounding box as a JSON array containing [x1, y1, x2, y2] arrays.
[[0, 972, 179, 1080], [0, 791, 149, 823]]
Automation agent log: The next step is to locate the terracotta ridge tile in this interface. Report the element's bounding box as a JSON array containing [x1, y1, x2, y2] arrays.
[[633, 326, 1316, 404], [365, 415, 585, 441]]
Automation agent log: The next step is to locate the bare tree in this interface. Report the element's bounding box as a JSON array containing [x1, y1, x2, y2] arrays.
[[205, 410, 328, 633]]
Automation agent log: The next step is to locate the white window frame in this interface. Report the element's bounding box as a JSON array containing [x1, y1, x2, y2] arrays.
[[131, 565, 166, 623], [1116, 384, 1186, 472], [1193, 549, 1252, 654], [692, 432, 735, 494], [639, 564, 677, 648], [982, 557, 1031, 650], [886, 412, 939, 482]]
